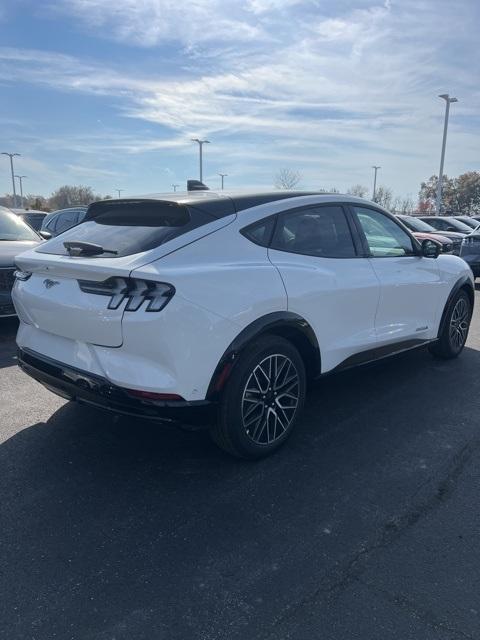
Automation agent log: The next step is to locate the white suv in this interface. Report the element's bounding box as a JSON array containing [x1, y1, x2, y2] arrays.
[[12, 190, 474, 458]]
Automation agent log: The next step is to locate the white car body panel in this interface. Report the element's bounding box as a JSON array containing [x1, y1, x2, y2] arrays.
[[268, 249, 380, 371], [12, 192, 474, 406], [368, 256, 442, 343]]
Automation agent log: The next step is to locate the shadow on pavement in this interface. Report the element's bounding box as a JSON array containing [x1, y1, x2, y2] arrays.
[[2, 345, 480, 639]]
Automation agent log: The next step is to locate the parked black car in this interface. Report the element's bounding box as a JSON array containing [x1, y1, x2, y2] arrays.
[[0, 207, 41, 317], [12, 209, 48, 231]]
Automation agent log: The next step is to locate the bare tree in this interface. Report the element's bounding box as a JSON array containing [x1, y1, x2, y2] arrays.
[[347, 184, 368, 198], [49, 185, 100, 210], [372, 185, 393, 209], [392, 196, 415, 214], [274, 168, 302, 190]]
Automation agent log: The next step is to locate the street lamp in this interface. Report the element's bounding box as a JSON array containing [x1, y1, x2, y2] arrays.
[[435, 94, 458, 215], [116, 189, 123, 198], [15, 175, 27, 208], [2, 152, 20, 207], [172, 183, 180, 192], [218, 173, 228, 190], [191, 138, 210, 182], [372, 165, 381, 201]]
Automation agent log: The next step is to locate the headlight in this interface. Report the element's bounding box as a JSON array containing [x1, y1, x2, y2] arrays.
[[462, 236, 480, 246], [78, 277, 175, 312]]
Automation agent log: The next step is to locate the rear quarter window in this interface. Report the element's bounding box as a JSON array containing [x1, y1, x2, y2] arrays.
[[36, 200, 215, 257]]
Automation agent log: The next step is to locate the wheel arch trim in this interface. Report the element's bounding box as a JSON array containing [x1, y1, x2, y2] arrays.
[[437, 274, 474, 339], [206, 312, 321, 400]]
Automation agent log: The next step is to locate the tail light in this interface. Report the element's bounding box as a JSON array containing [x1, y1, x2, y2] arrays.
[[78, 277, 174, 312], [14, 270, 32, 281]]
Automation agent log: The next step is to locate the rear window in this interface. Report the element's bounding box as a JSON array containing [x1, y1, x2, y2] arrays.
[[36, 200, 213, 257]]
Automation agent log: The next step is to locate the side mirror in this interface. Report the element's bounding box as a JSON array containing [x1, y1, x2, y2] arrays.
[[38, 230, 52, 240], [421, 238, 441, 258]]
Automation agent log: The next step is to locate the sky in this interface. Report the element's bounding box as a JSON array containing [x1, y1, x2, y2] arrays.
[[0, 0, 479, 200]]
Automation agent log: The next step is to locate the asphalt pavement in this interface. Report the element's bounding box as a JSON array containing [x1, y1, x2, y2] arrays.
[[1, 293, 480, 640]]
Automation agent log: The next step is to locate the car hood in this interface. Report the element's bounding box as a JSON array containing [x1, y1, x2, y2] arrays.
[[0, 240, 40, 267], [428, 230, 466, 240], [412, 232, 451, 244]]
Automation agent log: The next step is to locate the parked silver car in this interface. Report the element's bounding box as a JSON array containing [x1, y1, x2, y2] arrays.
[[41, 206, 88, 237], [0, 206, 41, 317]]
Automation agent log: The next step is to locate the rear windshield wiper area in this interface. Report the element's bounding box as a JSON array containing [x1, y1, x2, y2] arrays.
[[63, 241, 118, 257]]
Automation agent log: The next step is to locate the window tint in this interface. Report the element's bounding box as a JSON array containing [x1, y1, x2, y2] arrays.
[[241, 217, 275, 247], [55, 210, 79, 234], [399, 216, 435, 233], [354, 207, 414, 257], [270, 205, 356, 258], [37, 200, 213, 258]]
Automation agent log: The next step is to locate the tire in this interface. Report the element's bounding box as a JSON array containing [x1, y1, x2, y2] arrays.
[[210, 335, 307, 459], [429, 289, 471, 359]]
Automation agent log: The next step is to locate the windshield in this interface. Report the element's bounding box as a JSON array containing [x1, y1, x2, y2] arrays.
[[0, 210, 39, 241], [445, 218, 475, 233], [400, 216, 436, 232], [457, 217, 480, 230]]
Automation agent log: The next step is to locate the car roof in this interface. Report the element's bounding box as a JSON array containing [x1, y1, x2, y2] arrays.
[[88, 191, 375, 220]]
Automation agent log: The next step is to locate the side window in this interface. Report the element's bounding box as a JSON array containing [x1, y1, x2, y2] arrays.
[[270, 205, 356, 258], [45, 216, 58, 232], [241, 216, 275, 247], [354, 207, 415, 257], [55, 211, 79, 234]]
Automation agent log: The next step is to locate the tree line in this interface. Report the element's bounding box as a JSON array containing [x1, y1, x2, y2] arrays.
[[2, 171, 480, 214], [0, 185, 110, 212], [274, 169, 480, 214]]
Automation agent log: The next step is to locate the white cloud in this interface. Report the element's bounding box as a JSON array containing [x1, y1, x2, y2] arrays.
[[55, 0, 264, 47], [3, 0, 480, 195]]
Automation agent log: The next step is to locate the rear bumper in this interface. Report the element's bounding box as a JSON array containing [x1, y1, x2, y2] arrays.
[[17, 348, 216, 427]]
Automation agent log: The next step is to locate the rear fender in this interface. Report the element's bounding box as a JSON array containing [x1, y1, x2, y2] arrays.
[[206, 312, 321, 400]]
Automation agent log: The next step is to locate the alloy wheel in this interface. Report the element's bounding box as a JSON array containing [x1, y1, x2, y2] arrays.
[[241, 354, 300, 445], [449, 297, 469, 351]]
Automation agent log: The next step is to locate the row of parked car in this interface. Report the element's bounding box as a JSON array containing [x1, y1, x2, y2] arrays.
[[11, 206, 87, 236]]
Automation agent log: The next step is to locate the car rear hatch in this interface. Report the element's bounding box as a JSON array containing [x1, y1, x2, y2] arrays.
[[14, 198, 235, 347]]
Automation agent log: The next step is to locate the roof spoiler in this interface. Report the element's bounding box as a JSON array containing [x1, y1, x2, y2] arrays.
[[187, 180, 209, 191]]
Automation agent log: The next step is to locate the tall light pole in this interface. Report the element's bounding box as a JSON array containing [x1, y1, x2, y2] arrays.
[[372, 165, 381, 201], [15, 175, 27, 208], [218, 173, 228, 190], [435, 94, 458, 215], [172, 183, 180, 192], [191, 138, 210, 182], [116, 189, 123, 198], [2, 152, 20, 207]]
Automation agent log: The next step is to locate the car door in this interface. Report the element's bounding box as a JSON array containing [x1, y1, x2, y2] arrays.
[[351, 205, 442, 345], [267, 203, 380, 372]]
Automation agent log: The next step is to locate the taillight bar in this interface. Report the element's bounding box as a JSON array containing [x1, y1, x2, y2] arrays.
[[78, 276, 175, 312]]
